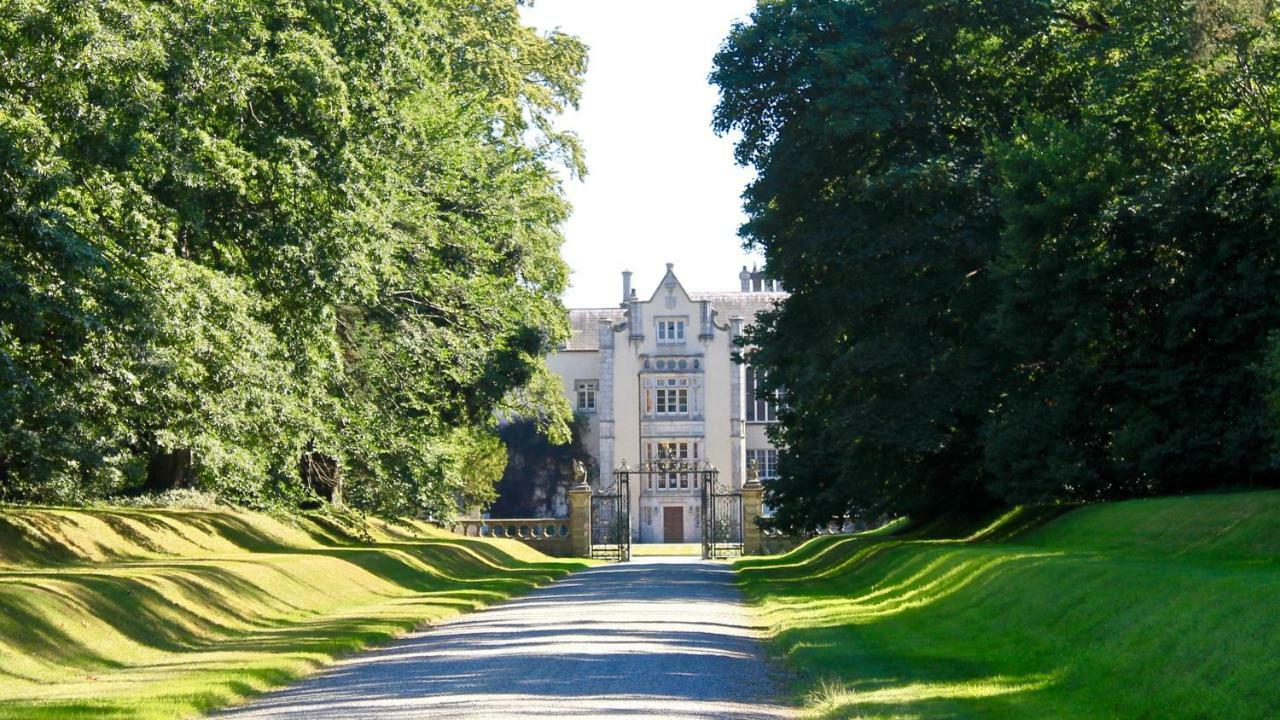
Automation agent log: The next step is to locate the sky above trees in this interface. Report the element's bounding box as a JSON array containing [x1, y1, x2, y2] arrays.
[[522, 0, 760, 307]]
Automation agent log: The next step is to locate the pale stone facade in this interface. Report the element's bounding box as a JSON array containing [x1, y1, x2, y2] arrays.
[[545, 264, 785, 543]]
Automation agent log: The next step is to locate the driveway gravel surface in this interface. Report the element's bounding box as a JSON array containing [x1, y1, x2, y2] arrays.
[[216, 556, 792, 719]]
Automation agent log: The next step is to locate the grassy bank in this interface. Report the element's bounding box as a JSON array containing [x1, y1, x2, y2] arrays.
[[737, 491, 1280, 719], [0, 506, 589, 719]]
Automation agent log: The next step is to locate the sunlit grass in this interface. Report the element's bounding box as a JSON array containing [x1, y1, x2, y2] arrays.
[[0, 507, 591, 719], [807, 673, 1056, 719], [631, 543, 702, 556], [738, 491, 1280, 719]]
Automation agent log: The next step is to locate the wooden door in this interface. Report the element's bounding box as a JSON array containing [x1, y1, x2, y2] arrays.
[[663, 506, 684, 543]]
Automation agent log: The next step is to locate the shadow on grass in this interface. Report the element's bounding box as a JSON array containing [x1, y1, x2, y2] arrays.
[[0, 544, 574, 666], [0, 587, 128, 671], [734, 507, 1086, 718], [737, 496, 1280, 719], [0, 514, 92, 566], [0, 509, 296, 566], [0, 510, 589, 716]]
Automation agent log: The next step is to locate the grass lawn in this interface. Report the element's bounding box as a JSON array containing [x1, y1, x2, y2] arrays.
[[737, 491, 1280, 719], [631, 543, 702, 557], [0, 506, 590, 719]]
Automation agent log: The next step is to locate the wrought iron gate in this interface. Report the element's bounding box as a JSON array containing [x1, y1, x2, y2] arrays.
[[613, 457, 720, 551], [591, 470, 630, 561], [702, 477, 743, 560]]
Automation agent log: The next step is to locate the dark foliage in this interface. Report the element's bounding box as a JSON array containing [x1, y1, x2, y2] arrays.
[[714, 0, 1280, 528], [489, 416, 593, 518]]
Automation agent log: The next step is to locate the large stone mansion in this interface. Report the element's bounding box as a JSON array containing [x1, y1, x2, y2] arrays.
[[545, 264, 785, 543]]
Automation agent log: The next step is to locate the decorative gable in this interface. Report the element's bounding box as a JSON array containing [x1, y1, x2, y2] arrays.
[[648, 263, 693, 308]]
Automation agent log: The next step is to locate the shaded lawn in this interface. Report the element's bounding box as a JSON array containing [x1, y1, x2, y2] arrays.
[[0, 508, 590, 719], [737, 492, 1280, 719]]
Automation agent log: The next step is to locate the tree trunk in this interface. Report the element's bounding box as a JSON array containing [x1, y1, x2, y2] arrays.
[[145, 448, 194, 492], [300, 451, 342, 506]]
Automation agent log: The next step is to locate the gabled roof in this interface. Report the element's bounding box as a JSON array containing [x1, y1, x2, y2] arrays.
[[558, 265, 789, 351], [647, 263, 693, 305]]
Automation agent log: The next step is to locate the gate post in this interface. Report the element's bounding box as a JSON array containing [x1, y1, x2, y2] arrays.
[[741, 477, 764, 555], [569, 480, 593, 558]]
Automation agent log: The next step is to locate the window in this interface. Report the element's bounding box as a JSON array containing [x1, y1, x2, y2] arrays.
[[644, 376, 694, 418], [656, 318, 686, 344], [655, 388, 688, 415], [747, 449, 779, 480], [745, 366, 779, 422], [650, 441, 693, 461], [651, 377, 689, 416], [576, 380, 597, 412], [647, 440, 700, 490]]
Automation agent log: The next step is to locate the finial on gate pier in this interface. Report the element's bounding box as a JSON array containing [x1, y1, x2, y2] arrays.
[[572, 459, 591, 489]]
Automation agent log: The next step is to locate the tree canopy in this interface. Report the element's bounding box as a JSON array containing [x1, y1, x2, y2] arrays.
[[1, 0, 584, 517], [713, 0, 1280, 528]]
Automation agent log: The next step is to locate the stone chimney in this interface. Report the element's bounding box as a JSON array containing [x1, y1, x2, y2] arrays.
[[627, 272, 643, 344]]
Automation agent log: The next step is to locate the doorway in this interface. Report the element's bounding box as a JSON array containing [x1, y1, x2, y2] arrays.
[[663, 506, 684, 543]]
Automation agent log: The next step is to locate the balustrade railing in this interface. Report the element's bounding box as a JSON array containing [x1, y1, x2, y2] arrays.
[[448, 518, 573, 555]]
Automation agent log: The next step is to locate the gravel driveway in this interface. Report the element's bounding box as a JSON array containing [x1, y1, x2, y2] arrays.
[[215, 556, 792, 719]]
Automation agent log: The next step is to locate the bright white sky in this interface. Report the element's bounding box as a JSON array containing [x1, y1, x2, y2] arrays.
[[521, 0, 762, 308]]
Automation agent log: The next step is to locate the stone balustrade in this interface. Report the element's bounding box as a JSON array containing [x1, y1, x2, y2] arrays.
[[449, 518, 574, 557]]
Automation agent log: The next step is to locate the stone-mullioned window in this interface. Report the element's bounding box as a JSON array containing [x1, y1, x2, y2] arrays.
[[576, 380, 597, 412], [647, 377, 690, 416], [656, 318, 686, 344], [655, 387, 688, 414], [645, 440, 701, 490]]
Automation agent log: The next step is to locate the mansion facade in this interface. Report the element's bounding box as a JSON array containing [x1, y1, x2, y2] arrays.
[[546, 264, 785, 543]]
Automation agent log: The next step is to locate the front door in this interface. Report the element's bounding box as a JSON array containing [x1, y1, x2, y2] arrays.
[[663, 506, 684, 543]]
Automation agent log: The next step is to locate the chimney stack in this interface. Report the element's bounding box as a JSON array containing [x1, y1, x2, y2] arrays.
[[621, 270, 632, 305]]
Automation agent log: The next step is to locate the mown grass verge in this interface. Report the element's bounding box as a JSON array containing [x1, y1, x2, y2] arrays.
[[737, 491, 1280, 719], [0, 506, 590, 719]]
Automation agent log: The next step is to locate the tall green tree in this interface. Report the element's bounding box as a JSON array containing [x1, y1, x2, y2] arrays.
[[0, 0, 584, 517], [713, 0, 1048, 524], [714, 0, 1280, 528], [985, 0, 1280, 502]]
